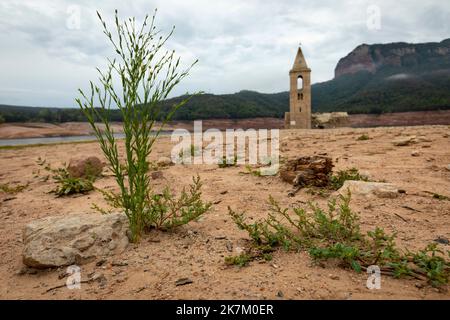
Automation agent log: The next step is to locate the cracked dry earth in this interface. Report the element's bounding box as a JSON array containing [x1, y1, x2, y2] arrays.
[[0, 125, 449, 300]]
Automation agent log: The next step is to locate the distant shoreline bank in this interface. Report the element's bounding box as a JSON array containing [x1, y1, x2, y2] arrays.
[[1, 110, 450, 140]]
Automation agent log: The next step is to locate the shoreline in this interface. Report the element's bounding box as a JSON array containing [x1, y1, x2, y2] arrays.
[[1, 110, 450, 140]]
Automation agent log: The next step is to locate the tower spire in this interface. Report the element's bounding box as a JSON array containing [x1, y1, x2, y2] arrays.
[[291, 46, 309, 71]]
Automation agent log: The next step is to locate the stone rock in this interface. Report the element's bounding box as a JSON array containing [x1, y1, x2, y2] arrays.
[[280, 156, 333, 187], [417, 136, 432, 143], [67, 156, 104, 178], [312, 112, 349, 129], [338, 180, 400, 198], [358, 170, 372, 180], [22, 213, 129, 268], [446, 164, 450, 171], [175, 278, 193, 286], [156, 157, 173, 167], [151, 171, 164, 179], [434, 236, 449, 245], [392, 136, 416, 146], [411, 150, 421, 157]]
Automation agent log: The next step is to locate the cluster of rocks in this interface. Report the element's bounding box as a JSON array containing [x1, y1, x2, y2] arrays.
[[312, 112, 349, 129]]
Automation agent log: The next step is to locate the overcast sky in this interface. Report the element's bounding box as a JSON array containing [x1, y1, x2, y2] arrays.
[[0, 0, 449, 108]]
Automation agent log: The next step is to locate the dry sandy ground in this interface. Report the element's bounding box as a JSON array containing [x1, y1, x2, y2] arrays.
[[0, 125, 449, 300]]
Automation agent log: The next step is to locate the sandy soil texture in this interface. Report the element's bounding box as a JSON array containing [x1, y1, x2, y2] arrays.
[[0, 125, 449, 300]]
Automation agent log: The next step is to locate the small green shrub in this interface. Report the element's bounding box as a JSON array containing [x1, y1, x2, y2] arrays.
[[53, 175, 94, 196], [37, 158, 94, 197], [225, 253, 252, 267], [218, 155, 238, 168], [357, 134, 370, 141], [190, 144, 200, 157], [0, 182, 28, 194], [243, 165, 262, 177], [329, 168, 369, 190], [94, 175, 211, 231], [432, 193, 450, 201], [228, 192, 450, 286]]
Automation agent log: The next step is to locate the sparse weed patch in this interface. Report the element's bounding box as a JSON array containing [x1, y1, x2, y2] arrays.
[[93, 174, 211, 232], [227, 192, 450, 286], [329, 168, 369, 190], [357, 134, 370, 141], [225, 253, 252, 267], [242, 165, 262, 177], [36, 157, 94, 196], [218, 155, 238, 168], [0, 182, 29, 194], [432, 193, 450, 201]]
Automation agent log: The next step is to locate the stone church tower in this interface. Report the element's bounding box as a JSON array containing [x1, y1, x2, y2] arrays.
[[284, 46, 311, 129]]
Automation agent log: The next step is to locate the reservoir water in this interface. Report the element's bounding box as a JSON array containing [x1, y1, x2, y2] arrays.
[[0, 131, 174, 147]]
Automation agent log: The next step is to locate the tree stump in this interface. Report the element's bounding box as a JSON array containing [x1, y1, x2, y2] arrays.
[[280, 156, 333, 187]]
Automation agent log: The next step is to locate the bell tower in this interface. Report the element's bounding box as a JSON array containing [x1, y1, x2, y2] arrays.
[[284, 46, 311, 129]]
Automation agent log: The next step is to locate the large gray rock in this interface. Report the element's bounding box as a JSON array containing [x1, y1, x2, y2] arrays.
[[338, 180, 400, 198], [23, 213, 129, 268]]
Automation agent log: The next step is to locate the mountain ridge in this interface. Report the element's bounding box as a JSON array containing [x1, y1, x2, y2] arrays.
[[1, 38, 450, 122]]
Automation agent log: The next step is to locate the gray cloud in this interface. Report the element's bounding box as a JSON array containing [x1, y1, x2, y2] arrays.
[[0, 0, 448, 107]]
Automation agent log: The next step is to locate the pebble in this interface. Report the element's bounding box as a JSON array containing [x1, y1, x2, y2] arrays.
[[175, 278, 193, 286], [151, 171, 164, 179], [111, 260, 128, 267], [434, 236, 449, 245], [96, 259, 107, 267]]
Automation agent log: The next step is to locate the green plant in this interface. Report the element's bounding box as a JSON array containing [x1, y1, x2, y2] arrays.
[[243, 165, 262, 177], [36, 158, 94, 196], [190, 144, 200, 157], [228, 192, 450, 286], [0, 182, 28, 194], [432, 193, 450, 201], [408, 243, 449, 286], [52, 175, 94, 197], [357, 134, 370, 141], [143, 175, 211, 230], [94, 175, 211, 230], [76, 10, 209, 242], [329, 168, 369, 190], [225, 253, 252, 267], [218, 155, 238, 168]]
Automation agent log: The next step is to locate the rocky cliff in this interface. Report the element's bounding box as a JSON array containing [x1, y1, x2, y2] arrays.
[[335, 39, 450, 78]]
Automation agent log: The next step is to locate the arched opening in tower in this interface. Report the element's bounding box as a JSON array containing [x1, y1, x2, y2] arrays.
[[297, 75, 304, 102]]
